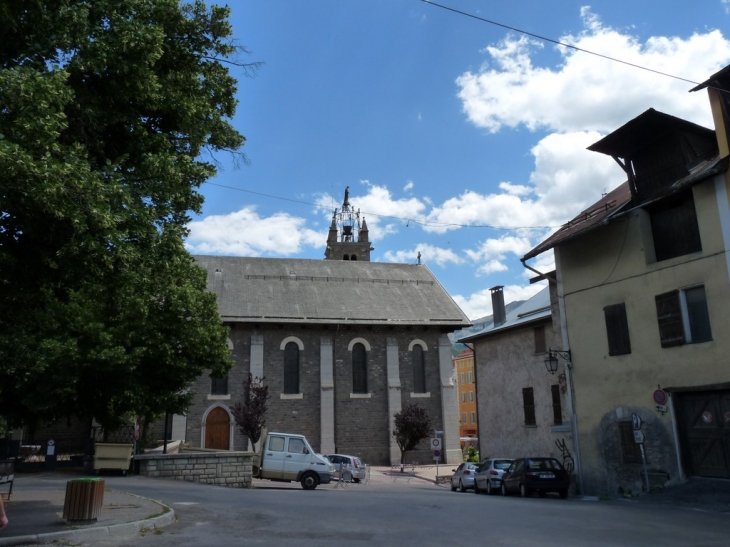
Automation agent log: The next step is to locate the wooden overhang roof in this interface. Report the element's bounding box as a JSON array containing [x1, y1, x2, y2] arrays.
[[194, 255, 472, 328]]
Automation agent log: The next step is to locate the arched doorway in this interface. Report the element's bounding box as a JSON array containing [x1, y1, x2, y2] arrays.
[[205, 406, 231, 450]]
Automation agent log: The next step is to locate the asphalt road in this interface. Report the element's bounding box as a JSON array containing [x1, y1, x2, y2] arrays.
[[24, 472, 730, 546]]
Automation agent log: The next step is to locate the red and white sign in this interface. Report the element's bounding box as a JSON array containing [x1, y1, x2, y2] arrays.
[[653, 389, 668, 405], [430, 438, 441, 451]]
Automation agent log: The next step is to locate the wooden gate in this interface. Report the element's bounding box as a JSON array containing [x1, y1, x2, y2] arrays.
[[205, 407, 231, 450], [675, 389, 730, 478]]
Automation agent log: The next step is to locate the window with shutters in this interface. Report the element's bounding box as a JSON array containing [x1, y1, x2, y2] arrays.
[[211, 374, 228, 395], [604, 303, 631, 355], [534, 325, 546, 354], [522, 387, 536, 426], [352, 343, 368, 393], [551, 385, 562, 425], [648, 191, 702, 262], [412, 345, 426, 393], [460, 373, 465, 384], [461, 392, 466, 403], [284, 342, 300, 394], [469, 391, 474, 402], [655, 285, 712, 347], [467, 372, 473, 383], [470, 412, 476, 423], [618, 421, 642, 463], [461, 413, 467, 424]]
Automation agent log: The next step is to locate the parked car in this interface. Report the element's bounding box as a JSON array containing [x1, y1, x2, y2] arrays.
[[450, 462, 479, 492], [474, 458, 513, 495], [325, 454, 367, 483], [500, 457, 570, 498]]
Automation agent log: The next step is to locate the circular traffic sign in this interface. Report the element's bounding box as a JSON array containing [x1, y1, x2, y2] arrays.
[[653, 389, 668, 405], [433, 449, 441, 457]]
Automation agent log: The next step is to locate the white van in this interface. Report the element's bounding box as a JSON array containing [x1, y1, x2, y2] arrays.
[[254, 431, 335, 490]]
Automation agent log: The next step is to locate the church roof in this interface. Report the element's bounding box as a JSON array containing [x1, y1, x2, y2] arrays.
[[194, 255, 472, 327]]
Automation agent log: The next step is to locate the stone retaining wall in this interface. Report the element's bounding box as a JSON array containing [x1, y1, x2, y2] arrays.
[[135, 451, 253, 488]]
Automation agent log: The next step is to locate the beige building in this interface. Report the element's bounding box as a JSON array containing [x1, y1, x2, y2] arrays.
[[453, 348, 478, 442], [523, 66, 730, 495]]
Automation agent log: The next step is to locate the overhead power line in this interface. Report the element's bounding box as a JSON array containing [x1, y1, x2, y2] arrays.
[[203, 182, 559, 230], [421, 0, 711, 88]]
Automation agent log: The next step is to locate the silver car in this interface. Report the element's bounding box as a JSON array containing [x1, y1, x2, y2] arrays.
[[474, 458, 514, 495], [450, 462, 479, 492], [326, 454, 367, 483]]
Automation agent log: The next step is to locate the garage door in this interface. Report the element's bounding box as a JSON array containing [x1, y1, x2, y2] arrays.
[[675, 389, 730, 478]]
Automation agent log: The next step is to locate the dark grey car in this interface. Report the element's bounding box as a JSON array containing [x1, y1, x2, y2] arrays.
[[501, 457, 570, 498]]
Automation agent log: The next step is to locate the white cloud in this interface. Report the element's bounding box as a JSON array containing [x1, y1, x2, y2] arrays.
[[456, 11, 730, 134], [404, 180, 414, 191], [499, 182, 532, 196], [453, 282, 546, 321], [186, 207, 323, 256], [465, 235, 535, 275], [383, 243, 464, 267]]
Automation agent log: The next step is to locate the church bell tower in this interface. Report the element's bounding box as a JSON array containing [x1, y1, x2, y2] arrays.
[[324, 187, 374, 261]]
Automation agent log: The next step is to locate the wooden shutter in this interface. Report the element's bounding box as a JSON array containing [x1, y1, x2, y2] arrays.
[[284, 342, 299, 394], [522, 387, 536, 426], [551, 384, 562, 425], [655, 291, 685, 347], [604, 303, 631, 355], [534, 325, 546, 354]]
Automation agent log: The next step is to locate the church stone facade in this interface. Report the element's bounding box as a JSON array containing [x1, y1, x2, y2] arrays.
[[184, 192, 471, 465]]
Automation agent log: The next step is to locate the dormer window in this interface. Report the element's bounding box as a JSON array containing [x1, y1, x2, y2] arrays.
[[647, 190, 702, 262]]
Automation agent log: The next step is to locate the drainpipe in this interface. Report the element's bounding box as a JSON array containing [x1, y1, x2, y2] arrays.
[[463, 343, 479, 459]]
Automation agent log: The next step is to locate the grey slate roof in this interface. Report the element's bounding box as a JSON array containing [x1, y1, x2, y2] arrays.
[[194, 255, 472, 327], [458, 287, 550, 342]]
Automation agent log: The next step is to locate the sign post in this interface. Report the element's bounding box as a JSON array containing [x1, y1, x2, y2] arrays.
[[430, 438, 442, 476], [632, 413, 650, 491]]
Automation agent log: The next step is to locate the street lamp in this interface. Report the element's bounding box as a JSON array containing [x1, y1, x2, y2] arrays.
[[544, 348, 571, 375]]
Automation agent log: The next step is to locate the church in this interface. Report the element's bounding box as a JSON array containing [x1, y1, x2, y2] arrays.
[[185, 190, 471, 465]]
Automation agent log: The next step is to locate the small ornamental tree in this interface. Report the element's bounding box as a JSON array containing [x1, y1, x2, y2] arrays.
[[393, 403, 432, 465], [231, 374, 270, 447]]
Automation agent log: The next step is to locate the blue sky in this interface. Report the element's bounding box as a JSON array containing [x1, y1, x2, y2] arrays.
[[186, 0, 730, 320]]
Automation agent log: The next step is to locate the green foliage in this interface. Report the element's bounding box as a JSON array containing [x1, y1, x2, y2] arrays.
[[231, 374, 270, 446], [393, 404, 432, 464], [463, 445, 479, 462], [0, 1, 250, 431]]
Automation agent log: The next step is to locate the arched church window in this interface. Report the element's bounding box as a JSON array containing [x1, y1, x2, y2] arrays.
[[352, 343, 367, 393], [412, 344, 426, 393], [284, 342, 300, 394], [351, 255, 357, 261], [343, 254, 350, 260]]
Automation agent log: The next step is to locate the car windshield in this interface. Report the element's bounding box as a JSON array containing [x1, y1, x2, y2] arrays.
[[527, 459, 561, 471], [493, 460, 512, 470]]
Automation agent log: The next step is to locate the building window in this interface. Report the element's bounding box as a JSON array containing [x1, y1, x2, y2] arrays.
[[618, 422, 642, 463], [604, 303, 631, 355], [648, 191, 702, 262], [467, 372, 473, 383], [461, 392, 466, 403], [551, 385, 562, 425], [534, 325, 546, 354], [461, 413, 467, 424], [470, 412, 476, 423], [412, 345, 426, 393], [460, 373, 465, 384], [469, 391, 474, 402], [352, 342, 368, 393], [284, 342, 300, 394], [655, 285, 712, 347], [211, 374, 228, 395], [522, 387, 536, 426]]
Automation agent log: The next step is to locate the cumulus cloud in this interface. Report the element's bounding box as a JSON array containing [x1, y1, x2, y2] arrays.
[[456, 10, 730, 133], [404, 180, 414, 191], [186, 207, 323, 256], [453, 282, 547, 321], [382, 243, 464, 267], [465, 236, 535, 275]]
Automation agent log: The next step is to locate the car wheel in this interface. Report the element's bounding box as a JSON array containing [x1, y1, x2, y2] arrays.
[[300, 472, 318, 490], [538, 490, 546, 498], [451, 480, 457, 492], [559, 489, 568, 499], [474, 481, 480, 494], [519, 484, 529, 498], [501, 483, 508, 496], [352, 478, 360, 483], [486, 481, 492, 495], [459, 480, 466, 493]]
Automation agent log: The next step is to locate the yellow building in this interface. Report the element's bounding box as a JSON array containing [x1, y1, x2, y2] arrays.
[[523, 65, 730, 495], [453, 348, 477, 443]]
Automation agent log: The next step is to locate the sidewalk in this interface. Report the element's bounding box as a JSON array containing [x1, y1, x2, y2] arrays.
[[0, 478, 175, 546]]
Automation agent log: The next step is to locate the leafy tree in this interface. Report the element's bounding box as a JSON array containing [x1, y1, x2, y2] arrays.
[[393, 404, 432, 465], [231, 374, 270, 447], [0, 1, 257, 431]]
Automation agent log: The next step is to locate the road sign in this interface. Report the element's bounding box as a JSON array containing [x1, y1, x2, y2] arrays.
[[653, 389, 668, 405], [631, 413, 642, 430], [633, 430, 645, 444], [430, 438, 441, 451], [433, 449, 441, 458]]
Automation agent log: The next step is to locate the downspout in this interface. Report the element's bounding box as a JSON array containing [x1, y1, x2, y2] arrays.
[[463, 343, 479, 459], [521, 255, 584, 495]]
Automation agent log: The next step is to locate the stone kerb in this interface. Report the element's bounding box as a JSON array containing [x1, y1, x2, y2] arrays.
[[135, 451, 254, 488]]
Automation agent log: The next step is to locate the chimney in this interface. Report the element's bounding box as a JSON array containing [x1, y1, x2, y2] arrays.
[[490, 286, 506, 327]]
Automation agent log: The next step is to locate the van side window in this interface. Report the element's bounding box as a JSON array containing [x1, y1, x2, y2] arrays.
[[269, 436, 285, 452], [288, 438, 306, 454]]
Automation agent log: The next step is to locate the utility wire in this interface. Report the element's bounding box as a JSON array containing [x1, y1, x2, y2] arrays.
[[203, 181, 559, 230], [422, 0, 720, 90]]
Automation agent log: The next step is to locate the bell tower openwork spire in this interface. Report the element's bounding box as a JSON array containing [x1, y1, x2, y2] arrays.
[[324, 186, 374, 261]]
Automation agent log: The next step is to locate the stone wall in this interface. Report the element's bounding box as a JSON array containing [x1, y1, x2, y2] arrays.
[[135, 451, 253, 488]]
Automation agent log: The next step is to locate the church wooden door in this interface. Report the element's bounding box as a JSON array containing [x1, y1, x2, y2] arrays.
[[205, 407, 230, 450]]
